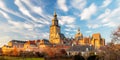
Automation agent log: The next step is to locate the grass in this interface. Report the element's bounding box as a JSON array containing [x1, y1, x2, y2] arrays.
[[0, 56, 44, 60]]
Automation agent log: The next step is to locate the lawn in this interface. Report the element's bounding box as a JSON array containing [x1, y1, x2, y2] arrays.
[[0, 56, 44, 60]]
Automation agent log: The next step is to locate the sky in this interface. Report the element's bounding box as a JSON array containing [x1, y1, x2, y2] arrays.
[[0, 0, 120, 47]]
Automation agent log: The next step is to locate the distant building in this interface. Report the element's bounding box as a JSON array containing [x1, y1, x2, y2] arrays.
[[67, 45, 94, 56], [24, 40, 38, 52], [2, 40, 26, 55], [8, 40, 26, 48], [39, 39, 52, 48], [2, 45, 14, 55], [73, 28, 105, 49], [91, 33, 105, 49], [24, 39, 52, 52]]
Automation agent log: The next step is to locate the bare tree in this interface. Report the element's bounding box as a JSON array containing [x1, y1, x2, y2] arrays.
[[111, 25, 120, 44]]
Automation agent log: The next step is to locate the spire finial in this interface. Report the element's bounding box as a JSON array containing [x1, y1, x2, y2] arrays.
[[78, 27, 80, 31], [77, 27, 80, 33], [54, 9, 57, 17]]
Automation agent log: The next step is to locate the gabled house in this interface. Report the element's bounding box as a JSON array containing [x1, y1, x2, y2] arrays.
[[2, 45, 13, 55], [24, 40, 38, 52], [8, 40, 26, 49]]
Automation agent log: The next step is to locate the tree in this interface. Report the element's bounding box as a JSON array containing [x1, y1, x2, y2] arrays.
[[99, 25, 120, 60], [111, 25, 120, 43]]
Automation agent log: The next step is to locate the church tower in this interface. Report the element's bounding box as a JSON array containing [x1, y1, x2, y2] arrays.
[[75, 28, 83, 40], [49, 11, 64, 44]]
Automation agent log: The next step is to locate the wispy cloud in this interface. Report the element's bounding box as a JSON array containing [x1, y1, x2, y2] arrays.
[[0, 36, 11, 47], [97, 9, 111, 20], [80, 3, 97, 20], [101, 0, 112, 8], [14, 0, 37, 21], [0, 0, 34, 24], [87, 24, 100, 29], [0, 0, 51, 47], [85, 30, 92, 33], [87, 6, 120, 29], [57, 0, 68, 12], [59, 16, 75, 25], [70, 0, 86, 10], [102, 7, 120, 27]]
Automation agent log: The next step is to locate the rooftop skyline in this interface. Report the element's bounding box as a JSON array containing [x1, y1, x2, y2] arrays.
[[0, 0, 120, 47]]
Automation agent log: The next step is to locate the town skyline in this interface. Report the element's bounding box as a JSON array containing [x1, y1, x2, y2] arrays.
[[0, 0, 120, 47]]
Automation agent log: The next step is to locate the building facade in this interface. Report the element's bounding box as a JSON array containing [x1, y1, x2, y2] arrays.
[[91, 33, 105, 49]]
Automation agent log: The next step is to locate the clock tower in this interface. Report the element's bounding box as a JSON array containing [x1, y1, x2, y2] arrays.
[[49, 11, 64, 44]]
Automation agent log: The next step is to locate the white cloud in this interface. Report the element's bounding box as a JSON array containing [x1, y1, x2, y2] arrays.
[[101, 7, 120, 27], [0, 0, 7, 10], [101, 0, 112, 8], [40, 32, 49, 39], [85, 31, 92, 33], [103, 22, 117, 27], [0, 36, 11, 47], [65, 24, 76, 28], [24, 23, 33, 29], [0, 9, 39, 43], [20, 0, 50, 25], [87, 24, 100, 29], [87, 6, 120, 29], [21, 0, 42, 15], [57, 0, 68, 12], [14, 0, 51, 26], [59, 16, 76, 33], [71, 0, 86, 10], [34, 24, 44, 28], [0, 0, 34, 24], [97, 9, 111, 20], [0, 0, 52, 47], [14, 0, 37, 21], [80, 3, 97, 20], [65, 28, 71, 32], [0, 10, 34, 30], [59, 16, 75, 25], [0, 10, 10, 19]]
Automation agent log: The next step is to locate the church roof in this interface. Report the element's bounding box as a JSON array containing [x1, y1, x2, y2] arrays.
[[60, 33, 65, 39]]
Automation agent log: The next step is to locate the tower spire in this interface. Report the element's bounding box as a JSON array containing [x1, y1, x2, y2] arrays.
[[54, 9, 57, 17], [77, 27, 80, 33]]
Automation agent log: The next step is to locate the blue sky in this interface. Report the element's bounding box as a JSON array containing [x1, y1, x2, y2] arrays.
[[0, 0, 120, 47]]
